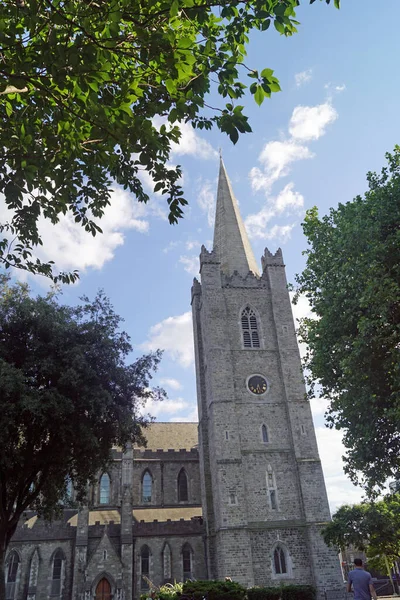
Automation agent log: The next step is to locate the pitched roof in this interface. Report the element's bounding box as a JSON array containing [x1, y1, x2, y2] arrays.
[[213, 158, 260, 277], [65, 506, 202, 527], [135, 422, 198, 451]]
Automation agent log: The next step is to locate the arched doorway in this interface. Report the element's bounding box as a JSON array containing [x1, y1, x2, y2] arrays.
[[95, 578, 111, 600]]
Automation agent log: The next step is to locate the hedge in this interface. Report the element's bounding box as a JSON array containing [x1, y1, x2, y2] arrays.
[[183, 579, 247, 600], [141, 581, 315, 600], [247, 585, 316, 600], [247, 586, 282, 600]]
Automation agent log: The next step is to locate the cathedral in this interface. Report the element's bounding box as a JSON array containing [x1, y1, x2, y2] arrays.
[[5, 160, 343, 599]]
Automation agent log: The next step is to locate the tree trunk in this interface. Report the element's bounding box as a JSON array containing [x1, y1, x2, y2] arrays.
[[0, 535, 6, 600], [383, 554, 397, 596]]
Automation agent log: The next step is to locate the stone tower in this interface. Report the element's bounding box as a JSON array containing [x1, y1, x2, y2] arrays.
[[191, 159, 342, 595]]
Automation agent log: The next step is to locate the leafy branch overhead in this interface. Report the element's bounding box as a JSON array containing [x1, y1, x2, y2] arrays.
[[0, 0, 338, 281]]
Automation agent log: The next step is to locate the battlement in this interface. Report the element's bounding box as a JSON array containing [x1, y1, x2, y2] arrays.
[[222, 269, 266, 289], [133, 448, 198, 460], [199, 245, 219, 266], [191, 277, 202, 301], [261, 247, 285, 270], [134, 516, 204, 537]]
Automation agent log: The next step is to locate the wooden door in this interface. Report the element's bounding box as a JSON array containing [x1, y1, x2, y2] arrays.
[[95, 578, 111, 600]]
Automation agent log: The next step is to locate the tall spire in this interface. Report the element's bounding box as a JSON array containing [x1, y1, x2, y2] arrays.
[[213, 157, 260, 277]]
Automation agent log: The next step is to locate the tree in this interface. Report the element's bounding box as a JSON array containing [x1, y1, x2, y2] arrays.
[[293, 148, 400, 495], [323, 496, 400, 593], [0, 0, 338, 282], [0, 275, 165, 600]]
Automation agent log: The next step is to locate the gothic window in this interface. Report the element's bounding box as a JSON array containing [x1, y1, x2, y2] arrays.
[[266, 469, 278, 510], [5, 551, 19, 600], [28, 549, 39, 589], [163, 543, 172, 582], [241, 306, 260, 349], [96, 578, 111, 600], [178, 469, 189, 502], [140, 546, 150, 590], [142, 471, 152, 503], [182, 544, 192, 581], [261, 424, 269, 443], [50, 550, 64, 597], [99, 473, 110, 505], [273, 546, 287, 575]]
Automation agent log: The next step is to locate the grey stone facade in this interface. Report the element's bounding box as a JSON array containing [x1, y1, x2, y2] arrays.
[[6, 160, 342, 599], [191, 158, 343, 597]]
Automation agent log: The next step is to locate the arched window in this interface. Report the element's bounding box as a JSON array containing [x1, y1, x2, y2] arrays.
[[241, 306, 260, 349], [51, 550, 64, 596], [142, 471, 152, 503], [163, 543, 172, 582], [140, 546, 150, 590], [266, 469, 278, 510], [28, 549, 39, 589], [5, 551, 19, 600], [261, 424, 269, 443], [96, 578, 111, 600], [178, 469, 188, 502], [273, 546, 287, 574], [182, 544, 192, 581], [99, 473, 110, 505]]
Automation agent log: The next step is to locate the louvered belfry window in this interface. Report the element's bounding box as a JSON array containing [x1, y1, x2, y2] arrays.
[[241, 306, 260, 348]]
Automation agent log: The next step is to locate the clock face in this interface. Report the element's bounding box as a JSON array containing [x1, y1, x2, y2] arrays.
[[247, 375, 268, 395]]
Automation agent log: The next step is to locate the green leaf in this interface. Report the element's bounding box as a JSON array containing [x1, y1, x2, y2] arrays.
[[165, 79, 176, 94], [170, 0, 179, 17], [254, 84, 265, 106], [261, 68, 274, 79]]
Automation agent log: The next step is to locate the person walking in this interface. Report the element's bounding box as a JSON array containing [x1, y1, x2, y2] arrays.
[[347, 559, 377, 600]]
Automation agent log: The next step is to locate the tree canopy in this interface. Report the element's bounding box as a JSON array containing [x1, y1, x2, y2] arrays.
[[0, 0, 338, 282], [294, 148, 400, 495], [323, 496, 400, 585], [0, 275, 164, 596]]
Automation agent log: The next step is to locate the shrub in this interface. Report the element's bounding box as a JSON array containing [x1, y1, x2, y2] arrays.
[[247, 586, 281, 600], [281, 585, 316, 600], [247, 584, 316, 600], [183, 579, 246, 600]]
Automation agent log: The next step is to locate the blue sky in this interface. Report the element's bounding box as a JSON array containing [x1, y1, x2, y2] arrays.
[[4, 0, 400, 511]]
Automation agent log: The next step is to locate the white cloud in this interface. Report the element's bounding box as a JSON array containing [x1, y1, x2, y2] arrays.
[[0, 187, 150, 275], [315, 426, 365, 512], [250, 141, 313, 192], [289, 103, 338, 141], [265, 223, 295, 243], [273, 182, 304, 213], [163, 240, 180, 254], [245, 205, 275, 239], [295, 69, 313, 88], [324, 82, 346, 95], [245, 183, 303, 241], [142, 396, 190, 417], [140, 311, 194, 368], [160, 378, 183, 391], [170, 404, 199, 423], [179, 255, 199, 276], [250, 99, 338, 196], [170, 122, 218, 160], [186, 240, 200, 251], [197, 179, 216, 227]]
